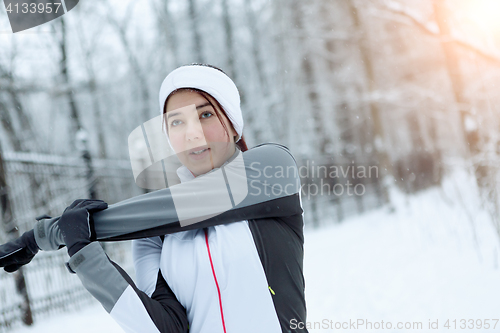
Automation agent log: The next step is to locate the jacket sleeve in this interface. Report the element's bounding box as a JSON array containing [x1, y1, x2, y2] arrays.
[[34, 143, 303, 249], [66, 241, 188, 333], [132, 237, 163, 297]]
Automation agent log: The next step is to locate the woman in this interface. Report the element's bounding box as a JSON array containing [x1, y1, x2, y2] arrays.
[[0, 64, 308, 333]]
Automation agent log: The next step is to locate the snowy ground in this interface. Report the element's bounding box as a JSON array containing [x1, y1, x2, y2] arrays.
[[303, 169, 500, 332], [9, 169, 500, 332]]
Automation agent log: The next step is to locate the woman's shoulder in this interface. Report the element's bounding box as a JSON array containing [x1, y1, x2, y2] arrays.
[[244, 142, 297, 166], [132, 236, 163, 249], [249, 142, 292, 153]]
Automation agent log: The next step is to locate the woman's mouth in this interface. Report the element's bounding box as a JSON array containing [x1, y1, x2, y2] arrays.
[[189, 148, 210, 160], [191, 148, 208, 155]]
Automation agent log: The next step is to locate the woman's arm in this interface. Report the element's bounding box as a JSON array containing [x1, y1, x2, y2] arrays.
[[66, 242, 188, 333], [34, 143, 302, 250], [132, 237, 164, 297], [56, 201, 188, 333]]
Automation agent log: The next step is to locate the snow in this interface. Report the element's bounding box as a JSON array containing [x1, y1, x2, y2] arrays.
[[8, 169, 500, 332], [303, 168, 500, 332], [8, 301, 123, 333]]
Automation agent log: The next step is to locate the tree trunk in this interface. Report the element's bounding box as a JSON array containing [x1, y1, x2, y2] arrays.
[[58, 17, 83, 136], [345, 0, 391, 205], [74, 15, 108, 159], [244, 0, 284, 142], [57, 17, 97, 199], [433, 0, 479, 156], [104, 1, 151, 123], [0, 61, 50, 213], [291, 0, 332, 156], [221, 0, 236, 79], [0, 143, 34, 326], [188, 0, 204, 63], [155, 0, 180, 67]]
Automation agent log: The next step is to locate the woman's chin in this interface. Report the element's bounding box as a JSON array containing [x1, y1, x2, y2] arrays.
[[186, 159, 216, 177], [191, 165, 213, 177]]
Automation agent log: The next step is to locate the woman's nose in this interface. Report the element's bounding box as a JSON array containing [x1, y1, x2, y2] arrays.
[[185, 119, 205, 142]]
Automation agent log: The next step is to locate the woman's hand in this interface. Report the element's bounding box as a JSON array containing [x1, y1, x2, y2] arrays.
[[0, 229, 40, 272], [59, 199, 108, 257]]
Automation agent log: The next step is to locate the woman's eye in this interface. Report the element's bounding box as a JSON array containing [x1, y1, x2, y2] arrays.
[[170, 120, 181, 127], [201, 111, 213, 119]]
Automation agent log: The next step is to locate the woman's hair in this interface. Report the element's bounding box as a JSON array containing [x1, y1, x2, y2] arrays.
[[163, 63, 248, 152]]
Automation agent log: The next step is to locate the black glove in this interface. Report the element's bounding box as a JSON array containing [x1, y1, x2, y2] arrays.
[[0, 229, 40, 273], [59, 199, 108, 257]]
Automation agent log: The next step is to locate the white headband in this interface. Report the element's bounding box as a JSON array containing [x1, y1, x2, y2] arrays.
[[159, 65, 244, 143]]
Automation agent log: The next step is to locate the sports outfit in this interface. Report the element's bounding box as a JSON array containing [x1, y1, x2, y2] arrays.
[[34, 142, 309, 333]]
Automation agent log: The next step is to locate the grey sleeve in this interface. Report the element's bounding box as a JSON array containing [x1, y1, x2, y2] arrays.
[[34, 143, 302, 250], [66, 242, 129, 312], [66, 242, 189, 332]]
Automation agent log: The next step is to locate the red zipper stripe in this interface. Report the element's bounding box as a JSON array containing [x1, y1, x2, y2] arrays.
[[204, 228, 227, 333]]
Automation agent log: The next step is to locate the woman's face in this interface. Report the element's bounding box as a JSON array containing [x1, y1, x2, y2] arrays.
[[165, 90, 237, 177]]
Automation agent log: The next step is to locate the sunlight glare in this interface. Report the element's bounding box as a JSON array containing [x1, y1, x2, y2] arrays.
[[462, 0, 500, 32]]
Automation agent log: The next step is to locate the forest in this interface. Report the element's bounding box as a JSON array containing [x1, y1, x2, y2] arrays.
[[1, 0, 500, 331]]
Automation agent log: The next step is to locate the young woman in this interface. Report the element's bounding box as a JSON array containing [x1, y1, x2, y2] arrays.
[[0, 64, 308, 333]]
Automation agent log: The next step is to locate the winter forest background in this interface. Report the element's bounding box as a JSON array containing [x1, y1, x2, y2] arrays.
[[1, 0, 500, 331]]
